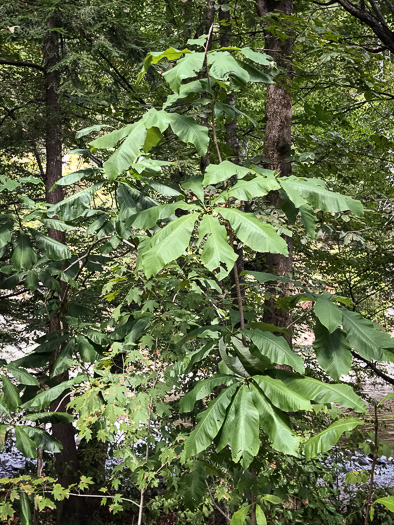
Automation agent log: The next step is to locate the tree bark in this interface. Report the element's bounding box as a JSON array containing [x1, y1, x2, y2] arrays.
[[43, 22, 80, 522], [257, 0, 294, 343]]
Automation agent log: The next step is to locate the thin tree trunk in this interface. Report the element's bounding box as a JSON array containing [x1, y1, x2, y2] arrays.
[[257, 0, 294, 344], [43, 22, 80, 522]]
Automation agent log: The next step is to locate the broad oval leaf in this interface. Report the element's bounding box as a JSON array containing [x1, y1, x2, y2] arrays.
[[247, 330, 305, 374], [219, 208, 288, 255], [170, 114, 209, 156], [198, 215, 238, 279], [304, 418, 364, 460], [180, 374, 237, 413], [252, 375, 311, 412], [139, 213, 199, 278], [32, 231, 71, 261], [313, 322, 352, 381], [6, 365, 39, 386], [185, 383, 239, 458], [314, 296, 342, 334], [11, 232, 37, 270], [216, 173, 280, 202], [14, 425, 37, 458], [163, 52, 205, 93], [203, 161, 252, 186], [283, 374, 366, 413], [1, 375, 21, 411]]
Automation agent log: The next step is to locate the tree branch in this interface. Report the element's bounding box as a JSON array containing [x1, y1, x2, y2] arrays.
[[0, 59, 44, 71], [352, 351, 394, 386]]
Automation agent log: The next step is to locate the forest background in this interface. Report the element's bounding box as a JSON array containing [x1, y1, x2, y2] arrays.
[[0, 0, 393, 524]]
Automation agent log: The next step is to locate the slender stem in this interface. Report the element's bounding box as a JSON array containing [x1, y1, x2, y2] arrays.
[[211, 101, 222, 163], [365, 402, 379, 525]]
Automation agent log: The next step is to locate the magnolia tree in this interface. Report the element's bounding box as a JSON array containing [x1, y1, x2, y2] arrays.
[[0, 36, 393, 524]]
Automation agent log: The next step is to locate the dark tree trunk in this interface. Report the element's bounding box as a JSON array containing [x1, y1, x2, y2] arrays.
[[43, 23, 80, 522], [257, 0, 294, 343]]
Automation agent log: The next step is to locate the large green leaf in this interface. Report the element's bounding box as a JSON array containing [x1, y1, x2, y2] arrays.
[[19, 491, 33, 525], [216, 384, 260, 468], [180, 374, 237, 413], [283, 374, 366, 413], [216, 173, 280, 202], [219, 208, 288, 255], [142, 108, 173, 133], [89, 124, 133, 149], [279, 176, 363, 216], [54, 168, 99, 187], [22, 411, 74, 424], [252, 375, 311, 412], [164, 79, 213, 109], [203, 161, 252, 186], [219, 339, 250, 377], [170, 114, 209, 156], [32, 231, 71, 261], [184, 383, 239, 458], [163, 52, 205, 92], [11, 232, 36, 270], [1, 375, 21, 411], [314, 296, 342, 333], [127, 202, 196, 230], [182, 463, 206, 510], [76, 335, 97, 363], [304, 418, 364, 460], [198, 215, 238, 279], [250, 383, 300, 456], [49, 183, 102, 221], [139, 213, 199, 278], [299, 204, 317, 238], [24, 426, 62, 453], [103, 120, 147, 181], [247, 330, 305, 374], [6, 365, 39, 386], [240, 47, 272, 66], [14, 425, 37, 458], [342, 309, 394, 361], [41, 219, 75, 232], [231, 337, 272, 374], [0, 214, 14, 248], [208, 51, 249, 87], [22, 376, 85, 411], [0, 424, 7, 449], [230, 506, 251, 525], [313, 322, 352, 381], [374, 496, 394, 513], [181, 176, 204, 202]]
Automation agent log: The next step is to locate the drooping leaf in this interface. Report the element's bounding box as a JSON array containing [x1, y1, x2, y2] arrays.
[[230, 505, 251, 525], [41, 219, 75, 232], [256, 505, 267, 525], [139, 213, 199, 278], [1, 375, 21, 411], [220, 208, 288, 255], [48, 184, 102, 221], [304, 418, 364, 460], [313, 322, 352, 381], [198, 215, 238, 279], [103, 120, 147, 181], [250, 383, 300, 456], [342, 309, 394, 361], [142, 108, 173, 132], [32, 231, 71, 261], [50, 339, 75, 377], [5, 366, 39, 386], [252, 375, 311, 412], [22, 412, 74, 424], [164, 79, 213, 108], [75, 124, 111, 139], [314, 296, 342, 334], [280, 176, 363, 216], [0, 214, 14, 248], [180, 374, 237, 413], [22, 376, 86, 411], [76, 335, 97, 363], [182, 463, 206, 510], [170, 114, 209, 156], [18, 491, 33, 525], [219, 339, 250, 377], [208, 51, 249, 87], [163, 52, 205, 93], [374, 496, 394, 513], [247, 330, 305, 374], [184, 384, 239, 458], [216, 384, 260, 468], [231, 337, 272, 374], [11, 232, 37, 270], [299, 204, 317, 238], [14, 426, 37, 458], [203, 161, 252, 186], [282, 374, 366, 413], [24, 427, 62, 453]]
